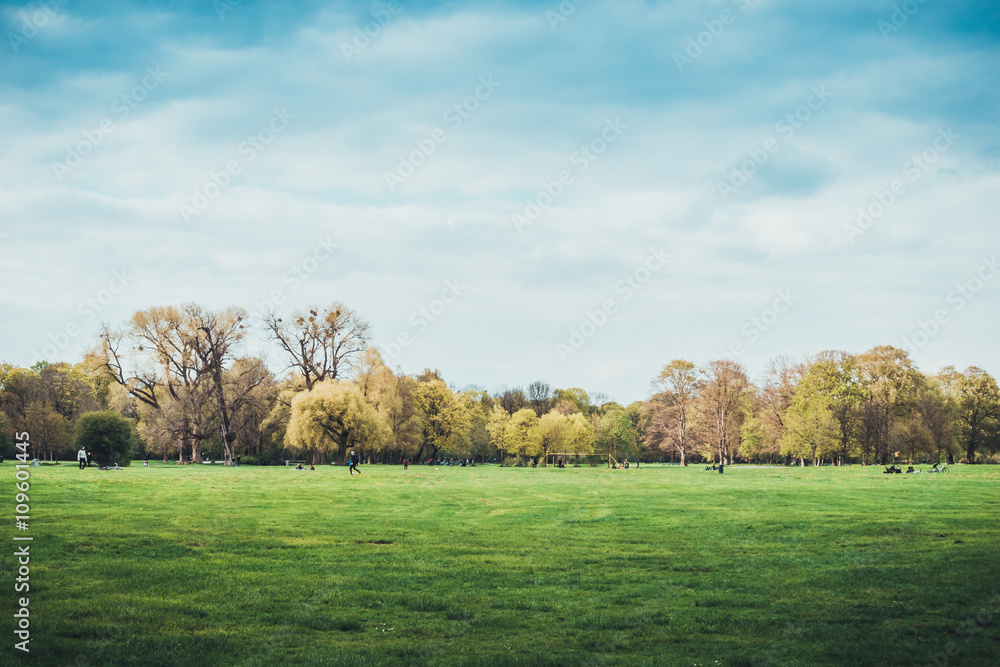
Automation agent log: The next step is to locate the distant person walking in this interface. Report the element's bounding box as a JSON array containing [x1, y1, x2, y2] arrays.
[[349, 450, 361, 475], [403, 459, 409, 470], [77, 447, 87, 470]]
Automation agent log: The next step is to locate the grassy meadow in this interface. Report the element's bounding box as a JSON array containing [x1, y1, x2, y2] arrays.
[[6, 461, 1000, 666]]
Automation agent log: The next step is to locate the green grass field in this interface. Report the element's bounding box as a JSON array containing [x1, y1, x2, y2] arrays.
[[7, 462, 1000, 666]]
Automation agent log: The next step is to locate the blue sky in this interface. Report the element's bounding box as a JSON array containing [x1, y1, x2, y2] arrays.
[[1, 0, 998, 403]]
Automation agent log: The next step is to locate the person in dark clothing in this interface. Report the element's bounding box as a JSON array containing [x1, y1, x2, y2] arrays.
[[403, 459, 409, 470], [349, 450, 361, 475]]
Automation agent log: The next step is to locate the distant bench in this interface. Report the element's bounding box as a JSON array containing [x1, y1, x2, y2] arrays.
[[285, 460, 307, 467]]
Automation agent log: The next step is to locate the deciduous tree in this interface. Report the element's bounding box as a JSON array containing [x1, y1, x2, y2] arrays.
[[413, 378, 469, 462], [647, 359, 701, 465], [264, 303, 370, 390], [286, 380, 390, 464], [697, 360, 752, 464], [950, 367, 1000, 464]]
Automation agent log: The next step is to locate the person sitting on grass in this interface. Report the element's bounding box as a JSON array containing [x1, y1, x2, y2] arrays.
[[295, 463, 303, 470], [309, 464, 315, 471]]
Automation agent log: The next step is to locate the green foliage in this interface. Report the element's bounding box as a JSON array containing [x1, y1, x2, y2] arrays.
[[595, 409, 638, 459], [951, 367, 1000, 463], [413, 379, 470, 461], [0, 411, 13, 459], [286, 380, 391, 463], [75, 410, 138, 466], [23, 401, 73, 459], [552, 387, 591, 415], [780, 400, 839, 463], [503, 408, 542, 457]]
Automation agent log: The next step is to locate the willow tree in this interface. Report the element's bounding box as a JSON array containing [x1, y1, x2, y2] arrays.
[[413, 378, 469, 462], [286, 380, 390, 464], [501, 408, 542, 461], [487, 403, 510, 460], [538, 411, 594, 465], [537, 411, 570, 465], [354, 348, 422, 461]]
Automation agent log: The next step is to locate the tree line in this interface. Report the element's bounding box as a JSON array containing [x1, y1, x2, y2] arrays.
[[1, 301, 998, 466]]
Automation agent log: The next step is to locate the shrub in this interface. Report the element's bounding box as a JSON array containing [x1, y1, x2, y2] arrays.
[[75, 411, 138, 467], [240, 455, 260, 466]]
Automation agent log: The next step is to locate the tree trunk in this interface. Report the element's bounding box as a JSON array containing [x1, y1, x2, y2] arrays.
[[190, 426, 202, 464]]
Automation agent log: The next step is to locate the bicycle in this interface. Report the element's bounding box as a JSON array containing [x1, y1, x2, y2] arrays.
[[927, 465, 950, 473]]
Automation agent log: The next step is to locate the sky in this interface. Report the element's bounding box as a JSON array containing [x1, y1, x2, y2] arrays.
[[1, 0, 998, 405]]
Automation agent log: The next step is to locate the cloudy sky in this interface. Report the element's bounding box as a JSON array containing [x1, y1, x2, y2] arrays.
[[1, 0, 998, 404]]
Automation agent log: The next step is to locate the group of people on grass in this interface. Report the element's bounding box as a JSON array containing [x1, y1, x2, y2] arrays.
[[883, 465, 924, 473]]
